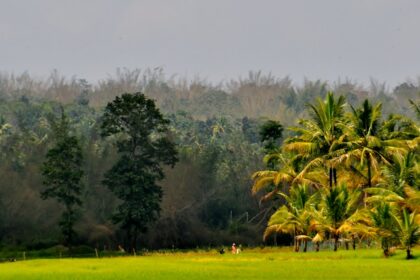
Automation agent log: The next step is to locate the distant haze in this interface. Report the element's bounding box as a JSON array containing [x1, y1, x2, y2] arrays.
[[1, 0, 420, 87]]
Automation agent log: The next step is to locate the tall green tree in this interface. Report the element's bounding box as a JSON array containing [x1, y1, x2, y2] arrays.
[[101, 92, 178, 251], [41, 109, 84, 246], [259, 119, 283, 153]]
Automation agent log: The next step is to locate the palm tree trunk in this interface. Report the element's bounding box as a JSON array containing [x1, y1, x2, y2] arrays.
[[303, 241, 307, 252], [334, 235, 339, 251], [329, 167, 333, 189], [352, 235, 356, 250], [383, 248, 389, 257], [406, 247, 413, 259], [382, 239, 389, 257], [365, 156, 372, 206], [367, 157, 372, 188]]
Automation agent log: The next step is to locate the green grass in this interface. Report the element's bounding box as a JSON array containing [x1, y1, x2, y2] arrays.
[[0, 247, 419, 279]]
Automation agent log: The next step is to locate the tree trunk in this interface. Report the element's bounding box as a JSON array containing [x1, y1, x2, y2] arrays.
[[345, 241, 349, 250], [365, 156, 372, 206], [66, 211, 72, 246], [293, 230, 299, 252], [64, 205, 74, 253], [334, 235, 339, 252], [382, 239, 389, 257], [383, 248, 389, 258], [315, 242, 320, 252], [329, 167, 333, 189], [125, 228, 132, 252], [352, 236, 356, 250], [406, 248, 413, 259], [303, 241, 307, 252], [132, 228, 138, 253], [367, 157, 372, 188]]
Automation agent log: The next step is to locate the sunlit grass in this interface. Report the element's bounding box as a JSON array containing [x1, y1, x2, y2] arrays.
[[1, 247, 419, 279]]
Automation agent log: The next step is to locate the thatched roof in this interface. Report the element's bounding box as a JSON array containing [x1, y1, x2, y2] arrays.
[[312, 233, 324, 243], [295, 235, 312, 241]]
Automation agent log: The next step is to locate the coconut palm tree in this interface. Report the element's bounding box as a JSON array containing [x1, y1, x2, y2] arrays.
[[312, 184, 361, 251], [365, 186, 420, 213], [341, 202, 408, 257], [252, 153, 324, 202], [334, 100, 408, 204], [380, 114, 420, 141], [343, 100, 383, 190], [366, 203, 396, 257], [284, 91, 346, 189], [263, 184, 317, 252], [380, 151, 419, 194], [393, 209, 420, 259], [363, 144, 420, 212], [364, 182, 420, 258]]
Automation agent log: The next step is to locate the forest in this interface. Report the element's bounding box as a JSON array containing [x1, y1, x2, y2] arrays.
[[0, 68, 418, 252]]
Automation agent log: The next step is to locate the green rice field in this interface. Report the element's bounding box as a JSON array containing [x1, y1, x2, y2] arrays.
[[1, 248, 419, 280]]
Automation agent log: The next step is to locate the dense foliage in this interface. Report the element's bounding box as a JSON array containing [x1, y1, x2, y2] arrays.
[[0, 69, 418, 252]]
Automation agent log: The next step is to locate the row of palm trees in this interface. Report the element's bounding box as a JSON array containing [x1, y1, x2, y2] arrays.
[[252, 92, 419, 259]]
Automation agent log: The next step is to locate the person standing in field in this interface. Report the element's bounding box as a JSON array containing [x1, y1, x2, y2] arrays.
[[231, 243, 237, 254]]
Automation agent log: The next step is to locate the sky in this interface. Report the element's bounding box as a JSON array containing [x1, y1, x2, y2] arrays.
[[1, 0, 420, 87]]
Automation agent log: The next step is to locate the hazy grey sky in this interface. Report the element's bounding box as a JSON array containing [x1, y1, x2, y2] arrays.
[[1, 0, 419, 86]]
